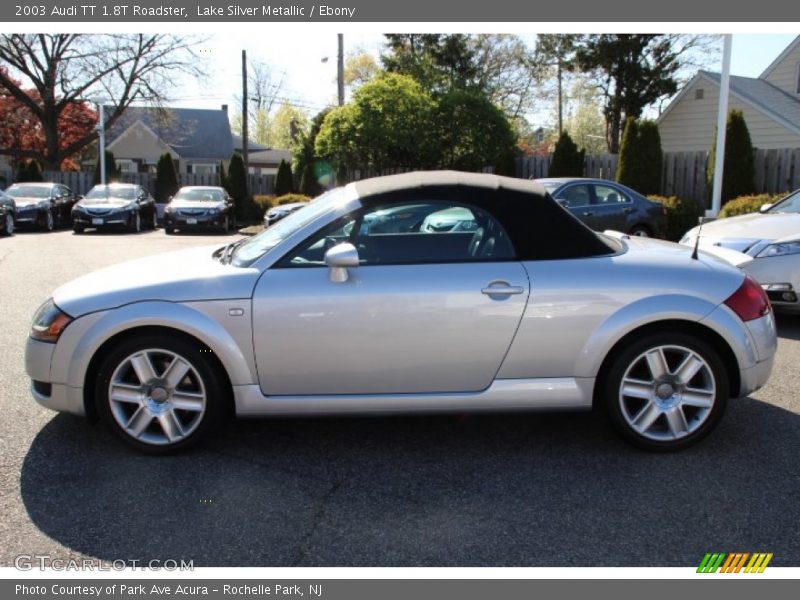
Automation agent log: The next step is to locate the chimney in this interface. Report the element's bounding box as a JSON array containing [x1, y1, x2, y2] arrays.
[[221, 104, 228, 114]]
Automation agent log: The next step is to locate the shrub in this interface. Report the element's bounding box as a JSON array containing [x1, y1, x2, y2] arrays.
[[154, 153, 178, 203], [253, 194, 276, 212], [647, 195, 703, 242], [275, 193, 310, 205], [226, 152, 259, 222], [616, 117, 640, 188], [718, 193, 782, 218], [16, 160, 43, 183], [93, 150, 119, 184], [549, 131, 585, 177], [617, 118, 663, 195], [275, 160, 294, 195], [707, 110, 756, 204]]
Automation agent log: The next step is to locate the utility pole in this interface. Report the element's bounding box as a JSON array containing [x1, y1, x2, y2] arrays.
[[337, 33, 345, 106], [97, 103, 106, 186], [710, 34, 732, 218], [557, 60, 563, 133], [241, 49, 250, 192]]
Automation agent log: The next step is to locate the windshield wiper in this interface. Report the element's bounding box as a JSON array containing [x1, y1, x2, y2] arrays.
[[217, 238, 248, 265]]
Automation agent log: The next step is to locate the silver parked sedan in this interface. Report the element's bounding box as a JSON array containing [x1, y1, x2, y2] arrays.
[[25, 172, 777, 454]]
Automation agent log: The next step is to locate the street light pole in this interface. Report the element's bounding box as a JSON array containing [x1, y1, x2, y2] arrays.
[[97, 103, 106, 185], [710, 34, 733, 218], [337, 34, 344, 106]]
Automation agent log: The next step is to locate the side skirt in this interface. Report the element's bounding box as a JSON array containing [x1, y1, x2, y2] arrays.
[[233, 378, 595, 417]]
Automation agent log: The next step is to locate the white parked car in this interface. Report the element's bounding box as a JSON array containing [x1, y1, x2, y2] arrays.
[[681, 189, 800, 312]]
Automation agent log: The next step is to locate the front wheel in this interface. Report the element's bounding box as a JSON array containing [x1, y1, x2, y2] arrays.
[[603, 332, 728, 451], [3, 214, 13, 236], [130, 211, 141, 233], [43, 210, 55, 232], [628, 225, 651, 237], [94, 334, 228, 454]]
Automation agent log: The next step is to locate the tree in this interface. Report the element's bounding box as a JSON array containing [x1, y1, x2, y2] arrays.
[[15, 160, 43, 182], [383, 34, 479, 94], [562, 75, 607, 155], [470, 35, 538, 119], [575, 35, 680, 153], [275, 160, 294, 195], [295, 108, 333, 196], [226, 152, 250, 220], [315, 74, 436, 173], [636, 120, 664, 195], [534, 34, 582, 133], [219, 160, 228, 189], [344, 52, 381, 89], [707, 110, 756, 205], [0, 34, 200, 170], [616, 117, 641, 188], [433, 89, 517, 172], [92, 150, 119, 184], [154, 153, 179, 203], [548, 131, 585, 177], [268, 104, 308, 149]]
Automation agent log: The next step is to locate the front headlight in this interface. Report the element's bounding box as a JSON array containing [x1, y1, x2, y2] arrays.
[[37, 200, 50, 209], [756, 241, 800, 258], [30, 299, 73, 343], [164, 205, 174, 214]]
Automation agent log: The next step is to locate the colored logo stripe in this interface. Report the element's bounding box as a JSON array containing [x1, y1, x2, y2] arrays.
[[697, 552, 773, 573]]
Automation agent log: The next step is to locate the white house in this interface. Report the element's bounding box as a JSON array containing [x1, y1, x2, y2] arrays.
[[658, 36, 800, 152]]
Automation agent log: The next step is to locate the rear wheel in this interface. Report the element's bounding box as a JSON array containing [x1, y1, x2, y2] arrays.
[[43, 210, 54, 232], [603, 332, 728, 451], [130, 211, 141, 233], [3, 214, 13, 236], [628, 225, 651, 237], [94, 334, 228, 454], [73, 222, 84, 234], [221, 215, 230, 233]]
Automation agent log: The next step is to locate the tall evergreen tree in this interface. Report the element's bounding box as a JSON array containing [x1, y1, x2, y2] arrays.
[[636, 120, 663, 195], [275, 159, 294, 195], [616, 117, 641, 189], [154, 153, 179, 202], [92, 150, 118, 184], [548, 131, 585, 177], [226, 152, 252, 221], [706, 110, 756, 205]]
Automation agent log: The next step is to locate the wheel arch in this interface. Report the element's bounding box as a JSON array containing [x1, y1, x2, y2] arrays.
[[591, 319, 742, 408]]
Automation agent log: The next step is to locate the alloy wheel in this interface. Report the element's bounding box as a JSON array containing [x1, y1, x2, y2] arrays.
[[618, 344, 716, 442], [4, 214, 13, 235], [107, 348, 207, 446]]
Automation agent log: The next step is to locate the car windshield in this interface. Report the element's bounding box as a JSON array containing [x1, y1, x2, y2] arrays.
[[6, 185, 50, 198], [768, 190, 800, 214], [85, 186, 137, 200], [231, 189, 345, 267], [173, 188, 224, 202]]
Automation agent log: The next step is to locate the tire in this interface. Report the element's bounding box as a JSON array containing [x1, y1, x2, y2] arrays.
[[73, 223, 84, 234], [628, 225, 651, 237], [130, 211, 141, 233], [221, 215, 230, 234], [165, 226, 174, 235], [603, 332, 728, 452], [150, 210, 158, 230], [94, 334, 228, 454], [43, 209, 54, 232], [3, 214, 13, 236]]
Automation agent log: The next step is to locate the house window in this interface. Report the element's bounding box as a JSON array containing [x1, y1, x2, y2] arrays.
[[191, 163, 218, 175], [117, 160, 136, 173], [695, 88, 704, 100]]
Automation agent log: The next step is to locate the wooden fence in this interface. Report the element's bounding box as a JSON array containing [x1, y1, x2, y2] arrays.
[[518, 148, 800, 204], [0, 170, 276, 197]]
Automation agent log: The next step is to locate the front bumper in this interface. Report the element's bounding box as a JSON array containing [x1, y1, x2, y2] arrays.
[[24, 337, 85, 416], [72, 210, 134, 227], [14, 206, 44, 225], [741, 255, 800, 313], [165, 213, 227, 229]]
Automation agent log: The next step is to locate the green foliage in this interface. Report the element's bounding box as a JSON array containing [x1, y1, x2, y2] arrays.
[[617, 118, 663, 195], [382, 34, 479, 94], [647, 195, 702, 241], [707, 110, 756, 205], [316, 73, 437, 172], [92, 150, 119, 184], [15, 160, 43, 182], [548, 131, 585, 177], [274, 160, 294, 195], [252, 194, 276, 212], [295, 108, 333, 197], [154, 153, 178, 203], [226, 152, 257, 222], [718, 194, 781, 218], [275, 193, 311, 205], [219, 160, 228, 189]]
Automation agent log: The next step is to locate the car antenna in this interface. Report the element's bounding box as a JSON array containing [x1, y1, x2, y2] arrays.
[[691, 218, 704, 260]]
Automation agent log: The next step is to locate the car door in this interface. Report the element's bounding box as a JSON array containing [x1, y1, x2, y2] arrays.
[[251, 200, 530, 396], [552, 183, 603, 230], [587, 183, 632, 232], [137, 186, 155, 221]]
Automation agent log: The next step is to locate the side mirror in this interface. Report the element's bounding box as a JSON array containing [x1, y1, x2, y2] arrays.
[[325, 242, 359, 283], [759, 203, 773, 213]]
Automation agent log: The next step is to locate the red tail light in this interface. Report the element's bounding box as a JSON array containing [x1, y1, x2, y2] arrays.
[[724, 275, 771, 322]]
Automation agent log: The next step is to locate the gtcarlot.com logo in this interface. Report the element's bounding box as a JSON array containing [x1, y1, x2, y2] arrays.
[[697, 552, 773, 573]]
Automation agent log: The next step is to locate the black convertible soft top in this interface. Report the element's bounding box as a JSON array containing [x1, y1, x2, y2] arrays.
[[353, 171, 615, 261]]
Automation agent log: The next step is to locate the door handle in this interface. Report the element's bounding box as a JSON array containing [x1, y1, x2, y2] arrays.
[[582, 211, 594, 216], [481, 281, 525, 296], [622, 207, 633, 214]]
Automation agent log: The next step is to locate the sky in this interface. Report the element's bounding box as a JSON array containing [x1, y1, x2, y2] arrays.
[[170, 33, 800, 124]]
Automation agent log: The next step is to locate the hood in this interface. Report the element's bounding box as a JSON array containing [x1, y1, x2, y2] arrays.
[[53, 245, 260, 317], [77, 197, 134, 209], [168, 199, 226, 211], [11, 196, 49, 208], [685, 212, 800, 250]]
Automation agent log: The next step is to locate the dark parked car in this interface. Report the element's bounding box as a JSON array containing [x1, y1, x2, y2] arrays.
[[4, 182, 77, 231], [264, 202, 307, 228], [0, 190, 16, 236], [535, 178, 666, 237], [72, 183, 157, 233], [163, 186, 236, 234]]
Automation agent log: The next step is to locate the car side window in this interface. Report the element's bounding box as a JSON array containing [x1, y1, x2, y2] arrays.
[[279, 201, 515, 267], [555, 185, 592, 208], [594, 184, 630, 205]]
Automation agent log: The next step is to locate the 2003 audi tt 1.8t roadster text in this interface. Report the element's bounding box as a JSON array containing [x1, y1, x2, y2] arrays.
[[25, 172, 777, 453]]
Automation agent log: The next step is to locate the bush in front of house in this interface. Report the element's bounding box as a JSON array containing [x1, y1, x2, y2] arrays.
[[647, 195, 703, 241], [275, 160, 294, 196], [275, 193, 310, 206], [548, 131, 585, 177], [718, 193, 783, 218], [15, 160, 43, 183], [617, 118, 663, 196], [226, 152, 260, 222], [706, 110, 756, 204], [154, 153, 179, 203], [253, 195, 276, 213]]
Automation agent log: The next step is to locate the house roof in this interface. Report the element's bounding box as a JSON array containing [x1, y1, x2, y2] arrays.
[[759, 35, 800, 79], [106, 107, 234, 159], [248, 148, 293, 166], [699, 71, 800, 135], [231, 134, 268, 152]]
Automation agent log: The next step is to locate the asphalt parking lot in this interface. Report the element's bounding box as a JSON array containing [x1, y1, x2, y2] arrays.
[[1, 228, 799, 568]]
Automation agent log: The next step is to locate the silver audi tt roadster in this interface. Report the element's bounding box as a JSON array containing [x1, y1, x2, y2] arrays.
[[25, 172, 777, 453]]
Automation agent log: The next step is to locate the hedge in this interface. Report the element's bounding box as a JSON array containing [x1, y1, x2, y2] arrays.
[[253, 195, 276, 212], [647, 195, 703, 242], [718, 193, 782, 218], [275, 193, 311, 205]]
